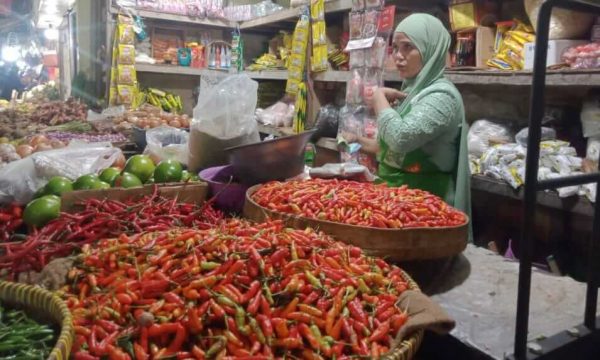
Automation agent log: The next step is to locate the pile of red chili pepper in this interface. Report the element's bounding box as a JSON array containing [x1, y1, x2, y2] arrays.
[[65, 219, 411, 359], [0, 203, 23, 242], [0, 190, 223, 279], [252, 179, 467, 229]]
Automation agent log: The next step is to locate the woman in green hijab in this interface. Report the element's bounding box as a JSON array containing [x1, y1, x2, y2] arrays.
[[357, 13, 471, 219]]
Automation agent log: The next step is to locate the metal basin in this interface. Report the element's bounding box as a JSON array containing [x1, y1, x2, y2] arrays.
[[225, 129, 316, 185]]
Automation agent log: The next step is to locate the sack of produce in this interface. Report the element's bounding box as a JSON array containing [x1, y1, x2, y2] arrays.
[[144, 125, 190, 165], [189, 74, 260, 172], [525, 0, 595, 40], [467, 119, 513, 157], [0, 143, 121, 204]]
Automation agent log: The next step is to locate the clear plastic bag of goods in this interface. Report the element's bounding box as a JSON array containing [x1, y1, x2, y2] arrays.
[[467, 119, 513, 157], [581, 91, 600, 138], [144, 126, 190, 165], [255, 101, 295, 127], [189, 75, 260, 172], [309, 162, 375, 182], [515, 127, 557, 147], [0, 143, 121, 204]]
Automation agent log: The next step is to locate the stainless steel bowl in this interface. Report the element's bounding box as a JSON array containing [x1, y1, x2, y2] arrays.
[[225, 129, 317, 185]]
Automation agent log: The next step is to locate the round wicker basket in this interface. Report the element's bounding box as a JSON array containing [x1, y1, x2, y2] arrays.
[[384, 270, 424, 360], [0, 281, 73, 360]]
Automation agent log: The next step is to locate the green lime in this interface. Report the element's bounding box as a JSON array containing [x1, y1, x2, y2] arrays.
[[154, 159, 183, 183], [181, 170, 191, 182], [114, 172, 143, 188], [94, 181, 111, 190], [124, 155, 155, 183], [23, 195, 61, 228], [73, 174, 100, 190], [44, 176, 73, 196], [99, 167, 121, 185]]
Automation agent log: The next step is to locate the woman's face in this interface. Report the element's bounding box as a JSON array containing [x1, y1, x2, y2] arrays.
[[392, 32, 423, 79]]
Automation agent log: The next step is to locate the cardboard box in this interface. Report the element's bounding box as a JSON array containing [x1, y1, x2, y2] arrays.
[[61, 183, 208, 212], [449, 0, 500, 32], [523, 40, 588, 70], [454, 27, 495, 68]]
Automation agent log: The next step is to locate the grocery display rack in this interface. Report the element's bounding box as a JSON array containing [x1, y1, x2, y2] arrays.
[[508, 1, 600, 359]]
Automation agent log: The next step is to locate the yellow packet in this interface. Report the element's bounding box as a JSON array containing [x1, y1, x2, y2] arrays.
[[117, 85, 135, 104], [311, 45, 328, 72], [118, 14, 134, 25], [109, 86, 118, 106], [118, 24, 135, 45], [118, 44, 136, 65], [509, 31, 535, 44], [117, 65, 137, 85], [286, 79, 300, 95], [288, 65, 304, 81], [289, 53, 305, 68], [311, 0, 324, 21], [312, 22, 326, 46]]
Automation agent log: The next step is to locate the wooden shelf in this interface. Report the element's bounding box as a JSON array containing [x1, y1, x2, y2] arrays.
[[445, 69, 600, 86], [240, 0, 352, 29], [110, 7, 234, 28], [135, 63, 288, 80], [471, 175, 594, 217]]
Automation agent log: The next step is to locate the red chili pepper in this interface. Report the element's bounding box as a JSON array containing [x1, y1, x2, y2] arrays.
[[167, 324, 187, 353], [134, 343, 149, 360], [369, 319, 390, 342], [247, 291, 261, 315], [348, 297, 368, 325], [242, 281, 261, 304], [256, 314, 273, 338]]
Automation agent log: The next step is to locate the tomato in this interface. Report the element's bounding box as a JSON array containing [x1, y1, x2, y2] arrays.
[[23, 195, 61, 228]]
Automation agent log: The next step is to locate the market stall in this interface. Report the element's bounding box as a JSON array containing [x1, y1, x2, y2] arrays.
[[2, 0, 600, 358]]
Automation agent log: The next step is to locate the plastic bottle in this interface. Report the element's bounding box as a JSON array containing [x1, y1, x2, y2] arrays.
[[220, 46, 227, 68], [215, 45, 221, 69], [208, 45, 215, 68]]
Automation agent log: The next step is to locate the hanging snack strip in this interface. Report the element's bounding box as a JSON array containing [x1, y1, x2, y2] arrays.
[[310, 0, 328, 72], [286, 11, 310, 94], [231, 27, 244, 73], [293, 82, 308, 133], [110, 15, 140, 108]]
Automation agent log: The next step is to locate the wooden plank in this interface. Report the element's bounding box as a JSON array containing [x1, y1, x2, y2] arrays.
[[110, 7, 233, 28], [471, 175, 594, 217], [240, 0, 353, 30]]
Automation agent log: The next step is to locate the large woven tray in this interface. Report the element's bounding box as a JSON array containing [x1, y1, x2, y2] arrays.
[[0, 281, 73, 360], [244, 185, 468, 261]]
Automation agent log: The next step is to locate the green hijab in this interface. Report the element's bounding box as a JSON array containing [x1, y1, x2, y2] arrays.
[[394, 13, 452, 114]]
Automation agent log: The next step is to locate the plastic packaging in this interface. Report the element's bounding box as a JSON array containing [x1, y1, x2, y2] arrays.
[[346, 69, 364, 105], [144, 126, 190, 165], [0, 143, 121, 204], [349, 12, 364, 40], [581, 92, 600, 137], [349, 49, 366, 69], [188, 75, 260, 172], [309, 163, 375, 182], [369, 37, 387, 68], [363, 9, 379, 39], [515, 127, 557, 147], [255, 101, 295, 127], [312, 104, 340, 141], [467, 120, 513, 157]]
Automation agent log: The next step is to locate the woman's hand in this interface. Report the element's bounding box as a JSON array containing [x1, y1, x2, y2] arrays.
[[365, 87, 406, 108]]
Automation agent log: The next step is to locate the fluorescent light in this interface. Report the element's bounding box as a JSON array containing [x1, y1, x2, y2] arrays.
[[1, 46, 20, 62], [44, 27, 59, 40]]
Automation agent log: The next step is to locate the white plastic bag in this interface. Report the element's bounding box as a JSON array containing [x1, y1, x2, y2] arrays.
[[467, 120, 512, 157], [0, 143, 121, 204], [309, 163, 375, 182], [188, 75, 260, 171], [144, 126, 189, 165], [515, 127, 556, 147], [255, 101, 294, 127]]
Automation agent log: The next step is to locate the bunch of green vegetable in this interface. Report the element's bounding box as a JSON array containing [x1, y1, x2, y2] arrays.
[[0, 301, 57, 359]]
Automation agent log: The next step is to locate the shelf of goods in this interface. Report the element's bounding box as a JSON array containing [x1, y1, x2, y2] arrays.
[[471, 174, 594, 217], [239, 0, 352, 29]]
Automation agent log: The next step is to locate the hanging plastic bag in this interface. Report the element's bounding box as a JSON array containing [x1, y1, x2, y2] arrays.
[[0, 143, 121, 204], [144, 126, 189, 165], [188, 75, 260, 172]]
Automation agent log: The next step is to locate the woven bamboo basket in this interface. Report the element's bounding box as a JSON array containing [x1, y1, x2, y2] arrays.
[[244, 185, 468, 261], [0, 281, 73, 360], [384, 270, 424, 360]]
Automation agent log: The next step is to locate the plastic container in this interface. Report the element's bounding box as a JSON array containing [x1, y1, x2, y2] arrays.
[[199, 165, 249, 214]]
